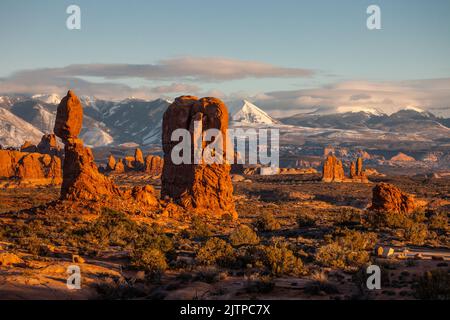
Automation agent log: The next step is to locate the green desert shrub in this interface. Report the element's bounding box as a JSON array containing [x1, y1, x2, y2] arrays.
[[131, 248, 168, 276], [335, 208, 362, 226], [229, 225, 259, 246], [80, 208, 139, 248], [181, 216, 213, 239], [196, 238, 235, 267], [315, 229, 377, 270], [402, 220, 428, 245], [413, 269, 450, 300], [429, 212, 448, 231], [366, 209, 430, 244], [254, 212, 281, 232], [258, 237, 304, 276]]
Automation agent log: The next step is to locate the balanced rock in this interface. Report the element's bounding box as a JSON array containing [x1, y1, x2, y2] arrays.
[[54, 90, 83, 141], [369, 183, 416, 214], [322, 155, 345, 182], [161, 96, 236, 218], [55, 91, 119, 200], [54, 90, 158, 209]]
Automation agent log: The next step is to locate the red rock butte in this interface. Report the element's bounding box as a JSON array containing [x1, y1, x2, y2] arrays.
[[161, 96, 236, 218]]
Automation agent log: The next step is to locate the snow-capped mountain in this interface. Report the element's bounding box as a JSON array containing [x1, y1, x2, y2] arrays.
[[0, 93, 449, 149], [229, 100, 278, 125], [31, 93, 61, 105], [9, 100, 56, 133], [0, 107, 44, 146]]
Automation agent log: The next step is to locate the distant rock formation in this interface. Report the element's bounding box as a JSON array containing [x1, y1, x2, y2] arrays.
[[161, 96, 236, 218], [322, 155, 345, 182], [144, 155, 163, 177], [369, 183, 416, 214], [20, 141, 38, 153], [54, 90, 158, 209], [104, 150, 163, 177], [133, 148, 145, 170], [114, 158, 125, 173], [322, 155, 369, 183], [106, 154, 116, 171], [390, 152, 415, 162], [348, 157, 368, 182], [37, 134, 61, 156], [0, 149, 61, 186]]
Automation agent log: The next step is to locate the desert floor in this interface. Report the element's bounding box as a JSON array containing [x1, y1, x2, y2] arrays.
[[0, 173, 449, 300]]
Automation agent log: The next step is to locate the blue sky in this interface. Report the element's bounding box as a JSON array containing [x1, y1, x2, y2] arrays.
[[1, 0, 450, 115]]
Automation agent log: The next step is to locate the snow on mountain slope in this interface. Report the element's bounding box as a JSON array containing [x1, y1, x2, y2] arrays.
[[334, 106, 385, 116], [32, 93, 61, 104], [230, 100, 278, 125], [0, 107, 44, 147], [81, 127, 114, 147]]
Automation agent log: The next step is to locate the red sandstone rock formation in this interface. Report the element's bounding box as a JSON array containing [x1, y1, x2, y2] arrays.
[[0, 149, 61, 185], [144, 155, 163, 176], [37, 134, 61, 156], [20, 141, 38, 153], [133, 148, 144, 170], [106, 155, 116, 171], [390, 152, 415, 162], [54, 90, 157, 209], [350, 161, 357, 178], [369, 183, 416, 214], [162, 96, 236, 218], [114, 159, 125, 173], [322, 155, 345, 182], [356, 157, 363, 176], [54, 91, 83, 141]]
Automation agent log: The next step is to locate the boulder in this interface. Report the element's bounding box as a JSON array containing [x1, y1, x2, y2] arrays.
[[369, 183, 416, 214]]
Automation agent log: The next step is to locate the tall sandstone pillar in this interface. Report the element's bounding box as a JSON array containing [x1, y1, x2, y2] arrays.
[[161, 96, 236, 218]]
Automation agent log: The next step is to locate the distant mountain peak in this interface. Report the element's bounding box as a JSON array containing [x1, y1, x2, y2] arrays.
[[231, 100, 278, 125]]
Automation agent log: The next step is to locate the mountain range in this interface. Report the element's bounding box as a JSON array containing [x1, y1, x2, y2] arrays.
[[0, 93, 449, 148]]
